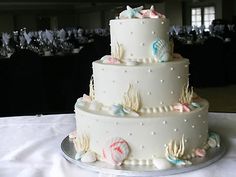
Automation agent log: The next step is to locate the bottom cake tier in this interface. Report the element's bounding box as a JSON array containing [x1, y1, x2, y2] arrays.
[[74, 98, 209, 166]]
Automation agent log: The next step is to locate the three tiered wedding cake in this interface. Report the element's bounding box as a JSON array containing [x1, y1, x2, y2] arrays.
[[72, 5, 220, 169]]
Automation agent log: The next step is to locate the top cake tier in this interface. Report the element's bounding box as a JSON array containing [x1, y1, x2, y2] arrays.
[[110, 18, 170, 62]]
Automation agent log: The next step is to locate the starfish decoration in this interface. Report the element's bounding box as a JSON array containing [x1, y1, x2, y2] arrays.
[[119, 6, 143, 19], [141, 5, 166, 18]]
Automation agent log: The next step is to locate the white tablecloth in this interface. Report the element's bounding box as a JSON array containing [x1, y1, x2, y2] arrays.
[[0, 112, 235, 177]]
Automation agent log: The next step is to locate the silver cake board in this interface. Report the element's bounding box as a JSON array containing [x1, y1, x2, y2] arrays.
[[61, 135, 225, 177]]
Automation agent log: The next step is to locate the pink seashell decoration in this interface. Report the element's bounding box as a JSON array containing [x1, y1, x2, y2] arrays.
[[174, 103, 191, 112], [102, 137, 130, 166], [195, 148, 206, 157], [140, 5, 165, 19], [82, 94, 92, 102], [101, 55, 121, 64]]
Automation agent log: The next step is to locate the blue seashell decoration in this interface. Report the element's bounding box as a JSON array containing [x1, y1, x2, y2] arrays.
[[111, 104, 127, 116], [152, 38, 171, 62]]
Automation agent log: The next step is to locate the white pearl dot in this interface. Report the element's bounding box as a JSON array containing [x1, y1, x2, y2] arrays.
[[192, 125, 195, 128], [151, 131, 156, 135], [160, 79, 164, 83], [185, 64, 188, 68], [147, 91, 151, 95], [177, 76, 181, 79], [160, 101, 163, 105], [198, 114, 202, 118], [163, 120, 167, 125], [161, 21, 164, 24], [148, 69, 152, 72], [170, 67, 174, 71], [152, 31, 156, 35], [164, 144, 167, 147], [140, 122, 144, 126], [184, 119, 188, 122], [185, 139, 188, 143], [174, 128, 178, 132], [203, 121, 206, 124], [140, 145, 145, 149], [170, 91, 174, 94], [199, 134, 202, 138], [140, 42, 145, 46]]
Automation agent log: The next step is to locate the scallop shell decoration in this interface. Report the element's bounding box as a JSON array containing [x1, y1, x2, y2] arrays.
[[102, 137, 130, 166], [152, 38, 171, 62]]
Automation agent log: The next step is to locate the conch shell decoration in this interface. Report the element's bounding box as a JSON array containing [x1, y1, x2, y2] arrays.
[[122, 84, 140, 113], [165, 135, 192, 166]]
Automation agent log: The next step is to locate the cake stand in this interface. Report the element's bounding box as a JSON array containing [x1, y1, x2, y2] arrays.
[[61, 135, 225, 176]]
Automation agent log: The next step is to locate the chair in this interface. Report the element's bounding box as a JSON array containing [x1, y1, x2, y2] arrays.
[[8, 49, 43, 116]]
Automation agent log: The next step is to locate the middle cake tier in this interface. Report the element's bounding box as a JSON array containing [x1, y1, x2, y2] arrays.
[[92, 58, 189, 110]]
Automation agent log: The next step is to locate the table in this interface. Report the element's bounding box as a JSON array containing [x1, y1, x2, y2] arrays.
[[0, 112, 235, 177]]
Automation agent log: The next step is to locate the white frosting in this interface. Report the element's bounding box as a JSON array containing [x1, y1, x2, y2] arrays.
[[93, 59, 189, 108], [75, 99, 209, 162], [110, 18, 169, 61], [74, 16, 210, 166]]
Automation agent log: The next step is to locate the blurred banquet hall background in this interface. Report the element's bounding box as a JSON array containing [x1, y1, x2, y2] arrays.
[[0, 0, 236, 117]]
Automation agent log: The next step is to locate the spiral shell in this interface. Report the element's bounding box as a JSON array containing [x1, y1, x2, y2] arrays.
[[102, 137, 130, 166]]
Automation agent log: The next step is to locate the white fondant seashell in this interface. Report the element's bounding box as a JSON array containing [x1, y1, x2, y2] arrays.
[[125, 60, 139, 66], [208, 137, 217, 148], [123, 107, 139, 117], [76, 97, 86, 107], [89, 101, 102, 111], [102, 137, 130, 166], [209, 132, 220, 148], [69, 131, 77, 140], [75, 150, 86, 160], [81, 151, 97, 163], [153, 158, 172, 170]]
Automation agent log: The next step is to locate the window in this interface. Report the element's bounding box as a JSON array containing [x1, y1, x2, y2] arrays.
[[191, 8, 202, 27], [204, 6, 215, 29], [191, 6, 215, 29]]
